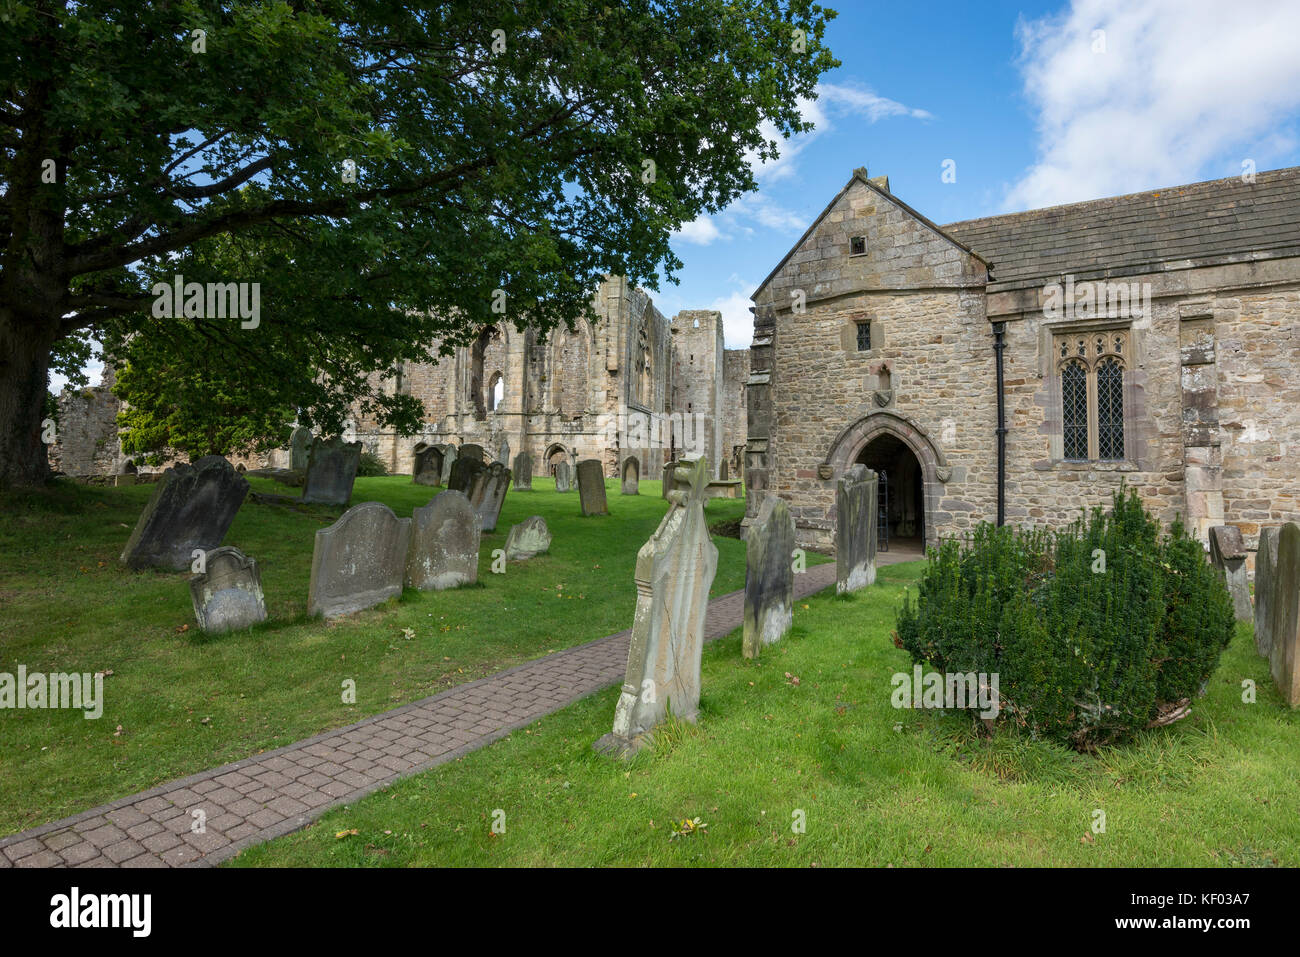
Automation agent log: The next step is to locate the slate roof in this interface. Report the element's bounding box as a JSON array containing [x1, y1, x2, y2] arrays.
[[943, 167, 1300, 288]]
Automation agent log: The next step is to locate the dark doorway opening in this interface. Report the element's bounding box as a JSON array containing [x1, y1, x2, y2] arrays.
[[855, 433, 924, 551]]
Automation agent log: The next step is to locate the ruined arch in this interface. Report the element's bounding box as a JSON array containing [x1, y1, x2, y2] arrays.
[[544, 443, 569, 476], [824, 411, 949, 551]]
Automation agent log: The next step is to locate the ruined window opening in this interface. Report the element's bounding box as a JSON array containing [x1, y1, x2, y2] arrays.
[[856, 323, 871, 352], [488, 371, 504, 412], [850, 236, 867, 256]]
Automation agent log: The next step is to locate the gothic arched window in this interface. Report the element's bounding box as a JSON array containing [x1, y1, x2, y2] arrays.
[[1055, 331, 1128, 462]]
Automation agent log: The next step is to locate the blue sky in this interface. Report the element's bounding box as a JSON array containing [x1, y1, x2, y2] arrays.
[[656, 0, 1300, 347]]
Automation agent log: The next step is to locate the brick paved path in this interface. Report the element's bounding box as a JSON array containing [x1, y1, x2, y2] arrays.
[[0, 555, 911, 868]]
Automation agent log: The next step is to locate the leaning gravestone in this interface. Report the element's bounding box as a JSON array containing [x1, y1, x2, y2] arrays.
[[412, 442, 445, 487], [621, 457, 640, 495], [460, 443, 486, 464], [308, 502, 412, 617], [121, 456, 249, 571], [1209, 525, 1252, 621], [512, 452, 533, 490], [301, 436, 362, 506], [835, 464, 878, 594], [1255, 527, 1281, 657], [577, 459, 608, 516], [1269, 522, 1300, 707], [189, 546, 267, 633], [505, 516, 552, 560], [743, 496, 795, 659], [289, 426, 313, 470], [405, 490, 479, 590], [554, 460, 573, 493], [468, 461, 511, 532], [448, 455, 486, 494], [596, 459, 717, 757]]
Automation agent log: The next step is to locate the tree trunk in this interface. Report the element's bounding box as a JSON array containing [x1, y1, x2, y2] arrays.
[[0, 304, 58, 487]]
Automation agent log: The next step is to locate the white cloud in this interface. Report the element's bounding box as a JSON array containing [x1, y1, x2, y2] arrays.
[[708, 277, 760, 349], [1008, 0, 1300, 209], [672, 216, 723, 245]]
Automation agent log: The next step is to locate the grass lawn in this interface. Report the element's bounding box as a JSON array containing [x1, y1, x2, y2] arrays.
[[229, 561, 1300, 868], [0, 474, 777, 836]]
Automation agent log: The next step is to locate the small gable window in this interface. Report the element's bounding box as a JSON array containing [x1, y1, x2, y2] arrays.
[[850, 236, 867, 256]]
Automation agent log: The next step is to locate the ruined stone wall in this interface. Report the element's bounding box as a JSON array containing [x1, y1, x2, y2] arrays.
[[670, 310, 725, 476], [721, 348, 750, 479], [49, 365, 126, 476]]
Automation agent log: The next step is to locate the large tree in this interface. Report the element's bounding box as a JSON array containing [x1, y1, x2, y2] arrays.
[[0, 0, 837, 485]]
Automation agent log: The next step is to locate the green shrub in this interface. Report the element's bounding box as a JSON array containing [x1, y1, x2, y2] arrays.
[[356, 451, 389, 476], [895, 489, 1234, 750]]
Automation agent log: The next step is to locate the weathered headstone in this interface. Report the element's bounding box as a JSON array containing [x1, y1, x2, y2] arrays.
[[595, 459, 718, 757], [577, 459, 608, 516], [308, 502, 412, 617], [460, 443, 486, 464], [661, 459, 679, 499], [1255, 526, 1281, 657], [468, 461, 511, 532], [835, 464, 878, 594], [1209, 525, 1252, 621], [512, 452, 533, 490], [412, 442, 446, 486], [495, 437, 510, 466], [720, 460, 729, 480], [289, 426, 313, 470], [504, 516, 552, 561], [621, 456, 640, 495], [189, 546, 267, 633], [743, 496, 795, 659], [1269, 522, 1300, 707], [439, 445, 458, 485], [448, 455, 486, 494], [121, 456, 249, 571], [405, 490, 480, 590], [301, 436, 362, 506], [554, 460, 572, 493]]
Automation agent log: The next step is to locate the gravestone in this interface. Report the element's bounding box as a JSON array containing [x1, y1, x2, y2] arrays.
[[512, 452, 533, 491], [1269, 522, 1300, 707], [835, 464, 879, 594], [121, 456, 249, 571], [1255, 527, 1281, 657], [289, 427, 313, 470], [468, 461, 511, 532], [495, 437, 510, 465], [743, 496, 795, 659], [189, 546, 267, 633], [577, 459, 608, 516], [595, 459, 718, 757], [460, 444, 486, 464], [301, 436, 362, 506], [308, 502, 412, 617], [720, 460, 729, 480], [412, 442, 446, 487], [448, 455, 486, 494], [405, 490, 479, 590], [661, 459, 679, 499], [621, 457, 640, 495], [554, 460, 573, 493], [1209, 525, 1252, 621], [439, 445, 458, 485], [504, 516, 552, 561]]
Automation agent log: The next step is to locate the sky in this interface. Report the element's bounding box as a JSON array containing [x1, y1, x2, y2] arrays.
[[55, 0, 1300, 390], [656, 0, 1300, 348]]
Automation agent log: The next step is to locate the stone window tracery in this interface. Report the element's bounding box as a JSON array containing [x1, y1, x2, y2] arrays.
[[1055, 329, 1127, 461]]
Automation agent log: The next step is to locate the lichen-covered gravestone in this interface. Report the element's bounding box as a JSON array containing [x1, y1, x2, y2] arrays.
[[835, 464, 878, 594], [189, 546, 267, 633], [554, 460, 572, 493], [1209, 525, 1252, 621], [1255, 526, 1281, 657], [448, 455, 485, 494], [412, 442, 445, 487], [468, 462, 511, 532], [505, 516, 551, 560], [1269, 522, 1300, 707], [289, 426, 313, 470], [621, 457, 639, 495], [743, 496, 795, 659], [301, 436, 362, 506], [405, 490, 479, 590], [439, 445, 458, 486], [308, 502, 412, 617], [460, 443, 486, 464], [661, 459, 680, 500], [595, 459, 718, 757], [512, 452, 533, 491], [121, 456, 249, 571], [495, 437, 510, 466], [577, 459, 608, 516]]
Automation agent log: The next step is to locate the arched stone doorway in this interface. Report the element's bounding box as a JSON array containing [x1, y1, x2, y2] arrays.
[[544, 443, 569, 477], [824, 411, 949, 553]]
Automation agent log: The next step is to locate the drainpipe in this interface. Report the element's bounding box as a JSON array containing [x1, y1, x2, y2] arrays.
[[992, 322, 1007, 526]]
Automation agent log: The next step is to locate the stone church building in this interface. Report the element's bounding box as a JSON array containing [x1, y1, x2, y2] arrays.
[[745, 166, 1300, 563]]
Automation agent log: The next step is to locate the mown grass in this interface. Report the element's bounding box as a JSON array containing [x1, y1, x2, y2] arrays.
[[230, 562, 1300, 868], [0, 475, 776, 835]]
